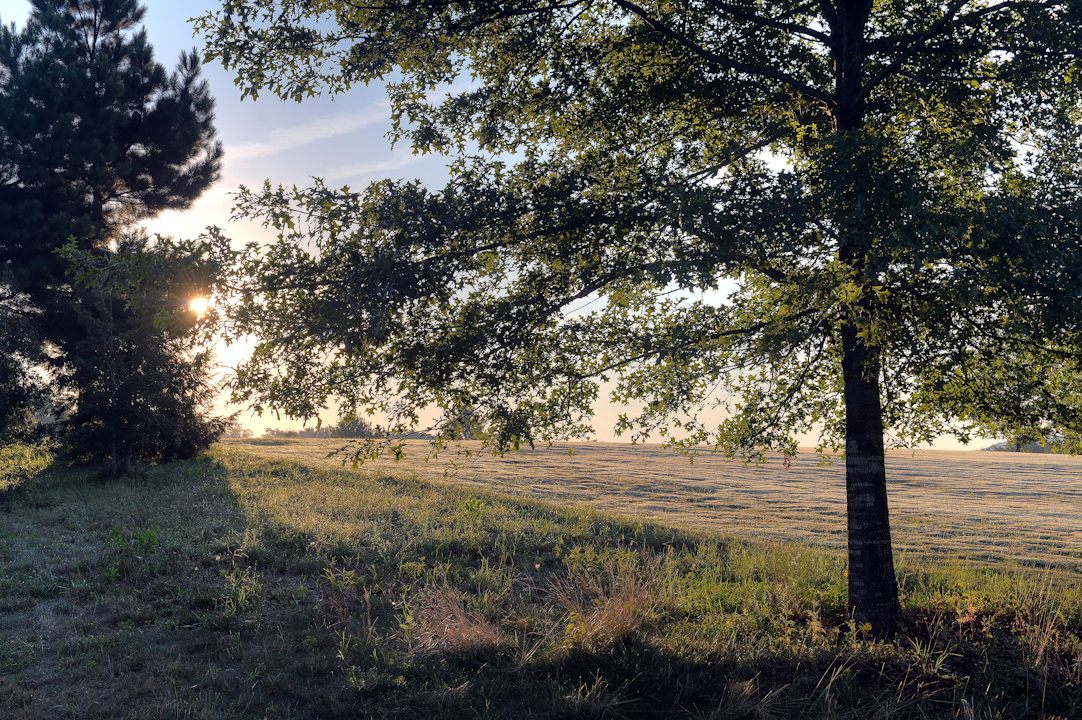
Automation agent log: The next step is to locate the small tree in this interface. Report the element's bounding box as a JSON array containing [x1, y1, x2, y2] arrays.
[[60, 235, 229, 474]]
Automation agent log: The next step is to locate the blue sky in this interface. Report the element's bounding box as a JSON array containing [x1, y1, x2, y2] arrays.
[[1, 1, 987, 448]]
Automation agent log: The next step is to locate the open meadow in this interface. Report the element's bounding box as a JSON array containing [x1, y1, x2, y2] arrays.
[[229, 439, 1082, 572], [1, 441, 1081, 719]]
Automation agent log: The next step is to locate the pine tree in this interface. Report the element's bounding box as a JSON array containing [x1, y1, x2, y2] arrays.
[[0, 0, 225, 460], [0, 0, 221, 320]]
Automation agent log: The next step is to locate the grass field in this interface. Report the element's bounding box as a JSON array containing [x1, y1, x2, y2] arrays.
[[2, 440, 1081, 719], [229, 438, 1082, 571]]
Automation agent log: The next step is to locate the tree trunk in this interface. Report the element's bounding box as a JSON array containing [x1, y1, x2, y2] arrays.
[[841, 322, 900, 635], [828, 0, 900, 637]]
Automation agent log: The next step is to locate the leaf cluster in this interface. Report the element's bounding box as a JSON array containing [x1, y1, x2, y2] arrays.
[[57, 234, 231, 473]]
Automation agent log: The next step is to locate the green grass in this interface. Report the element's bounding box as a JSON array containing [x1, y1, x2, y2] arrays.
[[1, 443, 1081, 719]]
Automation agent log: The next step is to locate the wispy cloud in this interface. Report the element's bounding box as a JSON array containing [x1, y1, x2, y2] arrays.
[[227, 103, 391, 161], [325, 155, 435, 183]]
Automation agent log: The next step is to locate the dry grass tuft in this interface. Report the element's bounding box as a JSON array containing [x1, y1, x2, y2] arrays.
[[705, 675, 786, 720], [408, 584, 506, 661], [563, 672, 633, 719], [554, 564, 652, 653]]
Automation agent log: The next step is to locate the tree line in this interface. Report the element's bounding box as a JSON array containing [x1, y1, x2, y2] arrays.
[[262, 417, 380, 439]]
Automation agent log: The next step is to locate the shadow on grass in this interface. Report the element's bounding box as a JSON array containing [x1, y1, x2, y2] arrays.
[[1, 446, 1080, 719]]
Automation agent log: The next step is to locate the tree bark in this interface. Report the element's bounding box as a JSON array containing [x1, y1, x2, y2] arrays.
[[841, 322, 900, 635]]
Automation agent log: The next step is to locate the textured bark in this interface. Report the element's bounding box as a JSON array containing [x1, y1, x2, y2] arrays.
[[841, 322, 900, 635]]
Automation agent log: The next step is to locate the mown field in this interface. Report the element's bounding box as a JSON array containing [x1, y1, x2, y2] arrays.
[[1, 440, 1081, 719], [230, 439, 1082, 571]]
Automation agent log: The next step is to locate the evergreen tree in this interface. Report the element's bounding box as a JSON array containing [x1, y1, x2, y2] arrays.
[[60, 234, 229, 474], [0, 0, 221, 323], [0, 0, 225, 459]]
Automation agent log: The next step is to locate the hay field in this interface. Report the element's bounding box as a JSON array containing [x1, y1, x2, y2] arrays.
[[224, 438, 1082, 571]]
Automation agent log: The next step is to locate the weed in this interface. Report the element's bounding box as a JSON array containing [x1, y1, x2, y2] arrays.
[[563, 672, 632, 719], [219, 564, 264, 620], [0, 643, 25, 674], [554, 563, 652, 653], [322, 566, 360, 593], [703, 675, 786, 720], [134, 525, 159, 555], [906, 612, 961, 674], [462, 496, 487, 515]]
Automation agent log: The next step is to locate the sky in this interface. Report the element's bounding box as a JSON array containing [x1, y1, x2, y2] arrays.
[[0, 1, 453, 228], [0, 1, 989, 448]]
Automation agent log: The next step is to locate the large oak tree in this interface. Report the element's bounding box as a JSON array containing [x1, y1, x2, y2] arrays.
[[197, 0, 1082, 633]]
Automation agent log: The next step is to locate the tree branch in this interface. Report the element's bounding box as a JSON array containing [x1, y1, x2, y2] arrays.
[[611, 0, 834, 107], [858, 0, 984, 102], [703, 0, 832, 45], [577, 306, 822, 379]]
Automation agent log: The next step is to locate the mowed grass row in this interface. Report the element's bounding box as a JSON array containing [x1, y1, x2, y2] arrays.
[[1, 443, 1081, 719]]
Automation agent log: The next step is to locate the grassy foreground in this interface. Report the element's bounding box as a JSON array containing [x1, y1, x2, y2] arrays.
[[1, 444, 1081, 719]]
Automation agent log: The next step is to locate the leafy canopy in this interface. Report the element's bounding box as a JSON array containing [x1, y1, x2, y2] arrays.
[[196, 0, 1082, 455]]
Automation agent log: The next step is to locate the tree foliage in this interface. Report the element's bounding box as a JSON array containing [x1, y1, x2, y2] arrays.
[[0, 0, 226, 458], [59, 235, 229, 474], [0, 0, 222, 300], [0, 268, 51, 445], [196, 0, 1082, 632]]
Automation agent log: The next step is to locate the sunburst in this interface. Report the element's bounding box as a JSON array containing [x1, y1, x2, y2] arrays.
[[189, 297, 210, 316]]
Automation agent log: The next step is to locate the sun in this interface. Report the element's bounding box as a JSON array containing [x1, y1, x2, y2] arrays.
[[189, 297, 210, 316]]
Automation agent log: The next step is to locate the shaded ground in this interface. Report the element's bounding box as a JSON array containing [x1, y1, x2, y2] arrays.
[[2, 444, 1081, 719]]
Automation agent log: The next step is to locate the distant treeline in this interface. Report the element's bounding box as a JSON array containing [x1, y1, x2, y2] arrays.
[[981, 438, 1079, 454], [264, 418, 379, 439]]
